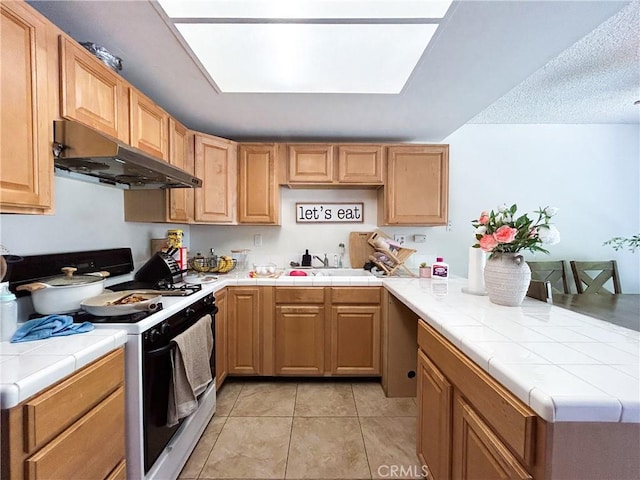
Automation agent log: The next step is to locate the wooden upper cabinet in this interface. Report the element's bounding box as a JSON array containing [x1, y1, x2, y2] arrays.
[[238, 143, 279, 224], [337, 145, 383, 185], [167, 118, 193, 222], [194, 133, 238, 224], [379, 145, 449, 225], [129, 88, 169, 160], [59, 36, 129, 142], [286, 143, 384, 186], [1, 1, 55, 214], [287, 144, 334, 184]]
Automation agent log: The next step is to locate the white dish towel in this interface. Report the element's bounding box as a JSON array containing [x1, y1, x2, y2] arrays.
[[167, 314, 213, 427]]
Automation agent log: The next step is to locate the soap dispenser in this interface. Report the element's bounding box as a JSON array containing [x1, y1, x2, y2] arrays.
[[301, 249, 312, 267], [0, 282, 17, 342]]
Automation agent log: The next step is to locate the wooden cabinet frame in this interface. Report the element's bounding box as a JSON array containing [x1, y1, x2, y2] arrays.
[[1, 1, 56, 213]]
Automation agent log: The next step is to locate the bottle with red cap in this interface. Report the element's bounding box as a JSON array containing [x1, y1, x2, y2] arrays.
[[431, 257, 449, 279]]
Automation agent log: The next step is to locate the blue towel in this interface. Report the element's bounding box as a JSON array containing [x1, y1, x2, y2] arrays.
[[10, 315, 94, 343]]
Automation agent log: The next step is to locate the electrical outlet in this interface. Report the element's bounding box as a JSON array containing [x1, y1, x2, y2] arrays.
[[254, 234, 262, 246], [394, 234, 407, 245]]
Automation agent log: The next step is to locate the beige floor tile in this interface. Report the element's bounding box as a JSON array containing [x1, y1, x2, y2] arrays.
[[294, 382, 357, 417], [215, 380, 244, 416], [352, 382, 416, 417], [286, 417, 371, 479], [178, 415, 227, 478], [230, 381, 297, 416], [199, 416, 292, 479], [359, 417, 422, 479]]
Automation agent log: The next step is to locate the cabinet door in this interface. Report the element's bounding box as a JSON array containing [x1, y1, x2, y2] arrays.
[[238, 143, 279, 224], [287, 144, 334, 184], [337, 145, 383, 184], [228, 287, 261, 375], [167, 118, 193, 222], [452, 393, 532, 480], [194, 133, 238, 223], [215, 288, 228, 389], [129, 88, 169, 160], [1, 2, 54, 213], [330, 305, 381, 375], [379, 145, 449, 225], [274, 305, 325, 375], [417, 349, 452, 480], [59, 36, 128, 142]]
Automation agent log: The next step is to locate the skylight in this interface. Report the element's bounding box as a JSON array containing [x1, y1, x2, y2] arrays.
[[156, 0, 452, 94]]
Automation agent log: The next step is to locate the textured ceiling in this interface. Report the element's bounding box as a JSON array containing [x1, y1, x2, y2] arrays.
[[27, 0, 636, 141], [471, 1, 640, 124]]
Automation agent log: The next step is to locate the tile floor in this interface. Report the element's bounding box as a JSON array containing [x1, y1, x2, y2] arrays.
[[179, 379, 421, 480]]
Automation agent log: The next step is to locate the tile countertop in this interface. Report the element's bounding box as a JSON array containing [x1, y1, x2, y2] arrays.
[[382, 277, 640, 424], [0, 329, 127, 409]]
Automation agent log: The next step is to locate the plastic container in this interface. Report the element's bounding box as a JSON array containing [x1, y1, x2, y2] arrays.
[[431, 257, 449, 279], [0, 282, 17, 342]]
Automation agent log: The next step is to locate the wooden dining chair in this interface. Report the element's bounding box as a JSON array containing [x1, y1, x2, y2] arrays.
[[570, 260, 622, 294], [526, 280, 553, 303], [526, 260, 570, 293]]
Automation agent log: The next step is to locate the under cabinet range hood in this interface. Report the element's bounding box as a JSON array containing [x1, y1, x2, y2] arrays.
[[52, 120, 202, 189]]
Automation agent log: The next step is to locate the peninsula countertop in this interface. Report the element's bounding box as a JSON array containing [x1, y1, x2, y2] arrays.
[[0, 329, 127, 409], [214, 272, 640, 423]]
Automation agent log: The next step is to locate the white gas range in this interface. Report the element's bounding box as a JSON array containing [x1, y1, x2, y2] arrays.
[[10, 248, 221, 480]]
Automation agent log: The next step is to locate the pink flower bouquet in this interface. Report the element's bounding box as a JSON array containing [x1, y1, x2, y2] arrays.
[[472, 204, 560, 259]]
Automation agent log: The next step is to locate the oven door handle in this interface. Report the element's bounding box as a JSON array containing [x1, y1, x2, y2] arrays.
[[146, 341, 176, 357]]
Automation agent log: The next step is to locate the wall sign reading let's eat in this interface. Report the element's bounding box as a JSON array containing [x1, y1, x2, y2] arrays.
[[296, 203, 364, 223]]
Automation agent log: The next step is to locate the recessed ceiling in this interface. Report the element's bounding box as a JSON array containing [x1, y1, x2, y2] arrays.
[[156, 0, 450, 94], [27, 0, 635, 141]]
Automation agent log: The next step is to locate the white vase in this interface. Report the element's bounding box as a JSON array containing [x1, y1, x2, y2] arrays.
[[483, 253, 531, 306]]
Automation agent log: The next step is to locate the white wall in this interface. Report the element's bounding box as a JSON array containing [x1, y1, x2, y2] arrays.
[[0, 176, 188, 269], [1, 124, 638, 292]]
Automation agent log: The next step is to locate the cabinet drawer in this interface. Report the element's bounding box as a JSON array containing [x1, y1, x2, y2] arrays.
[[25, 386, 125, 480], [275, 287, 325, 304], [418, 320, 536, 466], [23, 348, 124, 453], [332, 287, 380, 304]]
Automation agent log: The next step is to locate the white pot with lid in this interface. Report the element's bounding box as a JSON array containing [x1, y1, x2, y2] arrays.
[[16, 267, 109, 315]]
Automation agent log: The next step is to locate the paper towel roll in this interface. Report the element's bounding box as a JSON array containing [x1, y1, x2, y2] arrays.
[[467, 247, 486, 294]]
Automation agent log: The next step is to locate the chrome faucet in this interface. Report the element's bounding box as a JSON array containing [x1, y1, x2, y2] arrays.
[[313, 254, 329, 268]]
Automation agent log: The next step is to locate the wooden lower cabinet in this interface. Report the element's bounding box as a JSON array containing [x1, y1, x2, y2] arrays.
[[274, 287, 325, 375], [215, 287, 228, 388], [416, 349, 451, 480], [227, 286, 381, 379], [417, 320, 538, 480], [228, 287, 262, 375], [274, 305, 325, 375], [452, 392, 532, 480], [330, 287, 381, 376], [1, 348, 126, 480]]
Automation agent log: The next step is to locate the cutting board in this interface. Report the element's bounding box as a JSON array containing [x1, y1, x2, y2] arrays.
[[349, 232, 375, 268]]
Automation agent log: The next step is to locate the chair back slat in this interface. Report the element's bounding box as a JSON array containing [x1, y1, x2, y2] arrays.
[[526, 261, 570, 293], [526, 280, 553, 303], [570, 260, 622, 294]]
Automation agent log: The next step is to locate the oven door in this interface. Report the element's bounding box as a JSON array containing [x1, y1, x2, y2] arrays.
[[142, 301, 217, 473]]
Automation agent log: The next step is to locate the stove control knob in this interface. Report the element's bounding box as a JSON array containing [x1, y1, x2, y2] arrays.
[[148, 328, 162, 343], [160, 323, 170, 335], [185, 307, 196, 317]]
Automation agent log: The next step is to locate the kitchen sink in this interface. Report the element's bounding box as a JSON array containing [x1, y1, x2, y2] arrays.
[[289, 268, 374, 277]]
